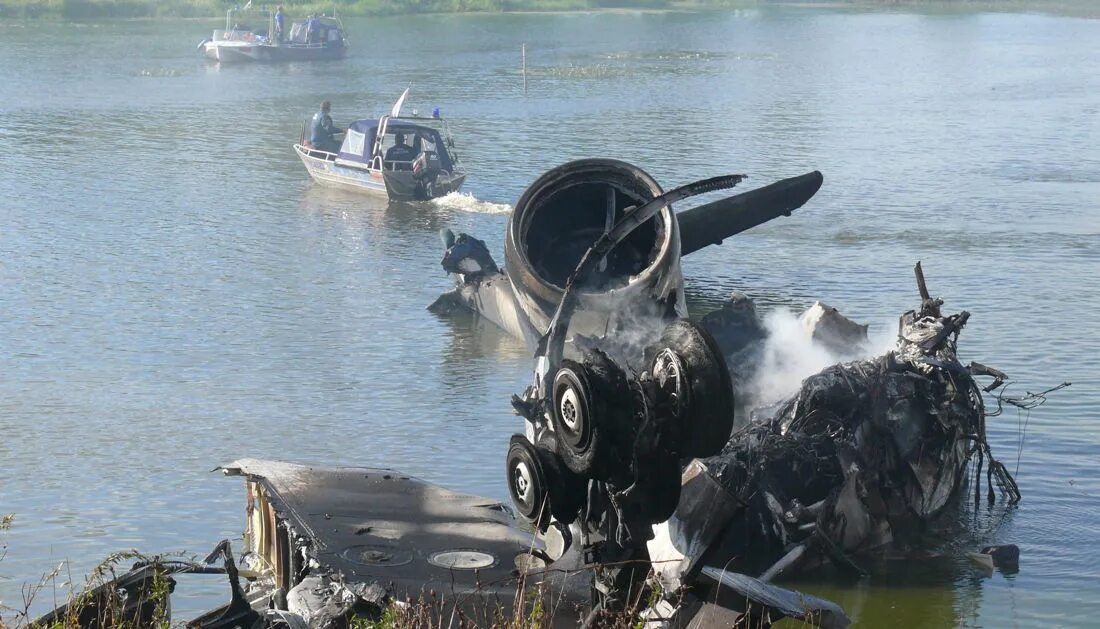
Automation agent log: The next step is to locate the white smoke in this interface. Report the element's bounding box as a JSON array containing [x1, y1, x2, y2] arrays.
[[744, 305, 898, 410], [564, 291, 671, 370]]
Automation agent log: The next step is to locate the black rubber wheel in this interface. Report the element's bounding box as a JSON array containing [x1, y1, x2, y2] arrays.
[[552, 362, 593, 453], [651, 319, 735, 457], [550, 355, 630, 481], [536, 431, 586, 525], [506, 435, 551, 530]]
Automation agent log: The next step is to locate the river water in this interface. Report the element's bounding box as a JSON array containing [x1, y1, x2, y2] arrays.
[[1, 6, 1098, 627]]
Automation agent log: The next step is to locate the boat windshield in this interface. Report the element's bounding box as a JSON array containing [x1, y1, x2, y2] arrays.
[[214, 28, 263, 42], [288, 19, 343, 45], [378, 126, 450, 171]]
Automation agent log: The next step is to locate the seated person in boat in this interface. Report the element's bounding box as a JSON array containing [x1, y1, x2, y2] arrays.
[[310, 100, 342, 154], [385, 133, 419, 170]]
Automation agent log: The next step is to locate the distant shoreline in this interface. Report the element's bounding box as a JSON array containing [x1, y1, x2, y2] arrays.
[[2, 0, 1095, 21], [2, 0, 727, 20]]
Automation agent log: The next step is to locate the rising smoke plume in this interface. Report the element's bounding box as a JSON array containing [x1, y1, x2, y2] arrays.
[[743, 304, 898, 411]]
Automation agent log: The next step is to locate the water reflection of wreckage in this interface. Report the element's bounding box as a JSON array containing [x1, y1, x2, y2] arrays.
[[36, 161, 1062, 628]]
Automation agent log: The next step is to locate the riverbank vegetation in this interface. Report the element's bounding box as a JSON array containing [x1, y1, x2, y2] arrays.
[[0, 0, 742, 19], [2, 0, 1096, 20], [0, 536, 652, 629]]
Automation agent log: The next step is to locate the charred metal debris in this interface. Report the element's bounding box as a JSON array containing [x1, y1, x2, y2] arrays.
[[697, 263, 1034, 580], [505, 259, 1065, 626], [490, 162, 1065, 626], [33, 161, 1069, 629]]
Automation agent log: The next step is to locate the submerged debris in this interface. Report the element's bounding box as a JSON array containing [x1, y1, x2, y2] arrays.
[[673, 264, 1046, 580], [507, 250, 1059, 626], [967, 544, 1021, 576]]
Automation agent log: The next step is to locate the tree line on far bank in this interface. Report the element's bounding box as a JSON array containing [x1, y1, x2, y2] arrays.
[[0, 0, 750, 19]]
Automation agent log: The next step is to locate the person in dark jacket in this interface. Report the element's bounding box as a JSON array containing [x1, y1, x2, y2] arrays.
[[385, 133, 419, 168], [310, 101, 342, 153]]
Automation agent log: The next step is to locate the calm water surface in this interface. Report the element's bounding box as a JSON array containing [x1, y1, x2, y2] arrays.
[[1, 7, 1098, 627]]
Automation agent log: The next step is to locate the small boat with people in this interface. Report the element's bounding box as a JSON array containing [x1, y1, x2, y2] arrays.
[[294, 90, 467, 201], [199, 6, 347, 63]]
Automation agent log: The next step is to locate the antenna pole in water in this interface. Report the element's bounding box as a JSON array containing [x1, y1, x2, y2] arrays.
[[522, 44, 527, 95]]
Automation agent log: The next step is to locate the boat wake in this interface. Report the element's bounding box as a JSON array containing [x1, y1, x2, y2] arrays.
[[135, 68, 184, 77], [431, 192, 512, 215]]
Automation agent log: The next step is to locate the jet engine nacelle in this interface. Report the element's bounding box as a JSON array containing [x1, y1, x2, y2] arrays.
[[503, 159, 686, 345], [434, 159, 823, 353]]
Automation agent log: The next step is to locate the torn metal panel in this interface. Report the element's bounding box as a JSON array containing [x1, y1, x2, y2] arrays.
[[220, 459, 536, 601], [647, 460, 746, 591], [799, 301, 870, 357], [429, 271, 541, 347]]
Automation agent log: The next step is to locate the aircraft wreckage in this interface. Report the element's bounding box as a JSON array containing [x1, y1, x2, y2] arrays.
[[34, 161, 1063, 629]]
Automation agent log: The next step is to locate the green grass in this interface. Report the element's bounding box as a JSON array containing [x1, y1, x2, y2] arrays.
[[0, 0, 224, 18]]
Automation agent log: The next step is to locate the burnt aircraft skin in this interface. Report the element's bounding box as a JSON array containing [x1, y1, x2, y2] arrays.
[[484, 161, 1044, 627], [34, 459, 847, 629], [665, 278, 1025, 582], [430, 159, 823, 348], [39, 162, 1049, 629], [501, 257, 1025, 626], [488, 162, 854, 627]]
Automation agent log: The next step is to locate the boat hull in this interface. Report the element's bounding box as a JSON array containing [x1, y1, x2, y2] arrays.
[[204, 41, 347, 63], [295, 144, 465, 201]]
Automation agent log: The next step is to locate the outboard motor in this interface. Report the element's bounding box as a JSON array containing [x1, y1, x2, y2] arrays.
[[410, 151, 444, 199], [411, 151, 441, 181]]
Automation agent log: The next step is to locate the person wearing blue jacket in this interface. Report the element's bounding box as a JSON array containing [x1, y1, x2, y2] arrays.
[[273, 6, 285, 43], [310, 101, 342, 153]]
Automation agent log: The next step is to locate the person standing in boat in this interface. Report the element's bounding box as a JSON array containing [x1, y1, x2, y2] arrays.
[[311, 101, 342, 154], [273, 6, 285, 43], [306, 14, 321, 44]]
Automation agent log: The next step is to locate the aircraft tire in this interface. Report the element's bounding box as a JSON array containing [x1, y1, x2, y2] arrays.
[[654, 319, 735, 457]]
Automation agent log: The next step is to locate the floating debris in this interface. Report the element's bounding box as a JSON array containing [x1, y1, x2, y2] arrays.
[[968, 544, 1021, 576]]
